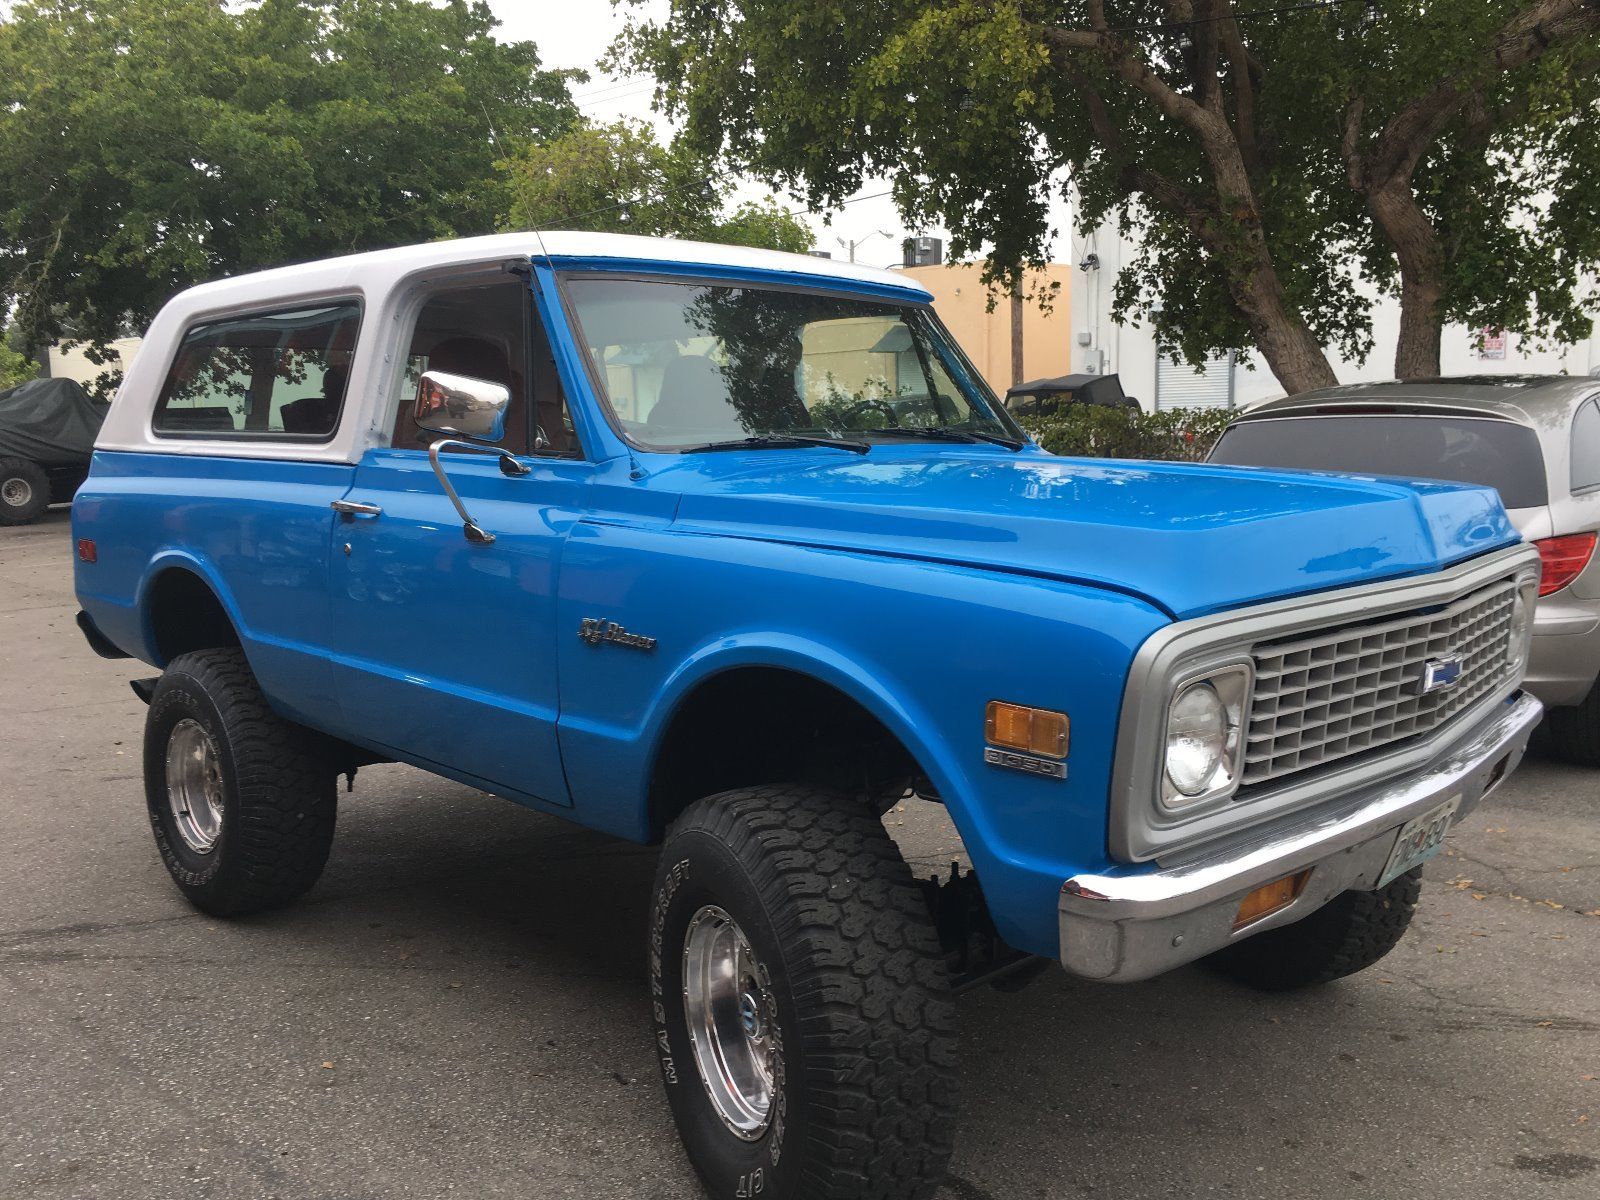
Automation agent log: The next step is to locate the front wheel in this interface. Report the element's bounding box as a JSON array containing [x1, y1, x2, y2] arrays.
[[1204, 867, 1422, 991], [649, 784, 957, 1200], [143, 648, 337, 916]]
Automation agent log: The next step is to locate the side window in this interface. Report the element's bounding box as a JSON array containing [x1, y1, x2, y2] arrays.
[[1572, 399, 1600, 492], [153, 303, 360, 439], [388, 280, 576, 455]]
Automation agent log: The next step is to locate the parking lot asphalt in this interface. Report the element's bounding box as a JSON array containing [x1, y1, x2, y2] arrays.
[[2, 508, 1597, 1200]]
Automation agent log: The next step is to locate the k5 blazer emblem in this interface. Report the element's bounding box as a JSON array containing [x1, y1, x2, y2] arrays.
[[578, 618, 657, 651]]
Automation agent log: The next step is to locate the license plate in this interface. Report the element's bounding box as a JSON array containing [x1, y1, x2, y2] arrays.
[[1378, 796, 1460, 887]]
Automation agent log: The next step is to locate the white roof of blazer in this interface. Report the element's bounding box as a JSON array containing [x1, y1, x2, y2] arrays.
[[97, 231, 930, 463]]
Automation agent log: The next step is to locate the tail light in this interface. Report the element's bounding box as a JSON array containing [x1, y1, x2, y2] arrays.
[[1535, 533, 1597, 596]]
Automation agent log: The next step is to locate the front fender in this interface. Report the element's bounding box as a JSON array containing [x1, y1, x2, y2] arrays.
[[554, 520, 1171, 957]]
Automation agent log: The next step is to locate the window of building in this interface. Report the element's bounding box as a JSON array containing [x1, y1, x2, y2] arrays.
[[389, 280, 576, 456], [1572, 399, 1600, 492], [152, 302, 360, 439]]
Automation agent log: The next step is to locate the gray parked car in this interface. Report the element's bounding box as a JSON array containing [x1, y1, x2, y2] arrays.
[[1209, 376, 1600, 764]]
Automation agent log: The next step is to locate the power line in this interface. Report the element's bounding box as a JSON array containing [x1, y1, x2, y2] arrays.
[[1102, 0, 1369, 34]]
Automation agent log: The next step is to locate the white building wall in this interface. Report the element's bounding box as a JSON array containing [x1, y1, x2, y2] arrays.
[[1068, 221, 1600, 412], [46, 337, 142, 390]]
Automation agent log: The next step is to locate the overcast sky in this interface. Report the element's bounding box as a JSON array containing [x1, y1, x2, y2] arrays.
[[489, 0, 1073, 268]]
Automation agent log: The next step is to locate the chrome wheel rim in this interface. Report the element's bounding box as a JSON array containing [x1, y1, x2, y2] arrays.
[[165, 718, 224, 854], [682, 905, 776, 1139], [1, 477, 31, 508]]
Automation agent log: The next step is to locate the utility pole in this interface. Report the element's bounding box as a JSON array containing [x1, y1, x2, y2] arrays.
[[836, 230, 894, 264], [1011, 287, 1025, 387]]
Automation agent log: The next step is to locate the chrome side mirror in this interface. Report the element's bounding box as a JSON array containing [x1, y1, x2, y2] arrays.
[[413, 371, 529, 545], [415, 370, 511, 441]]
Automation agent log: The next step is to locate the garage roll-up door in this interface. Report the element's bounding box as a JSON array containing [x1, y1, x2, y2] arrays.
[[1155, 351, 1235, 411]]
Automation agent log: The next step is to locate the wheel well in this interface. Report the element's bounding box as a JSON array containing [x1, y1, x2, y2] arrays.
[[647, 667, 931, 840], [146, 569, 240, 665]]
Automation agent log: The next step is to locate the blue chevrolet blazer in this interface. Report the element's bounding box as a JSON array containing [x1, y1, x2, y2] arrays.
[[73, 232, 1544, 1199]]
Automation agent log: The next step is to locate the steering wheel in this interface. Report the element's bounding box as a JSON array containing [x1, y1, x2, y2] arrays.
[[835, 398, 900, 427], [889, 394, 948, 425]]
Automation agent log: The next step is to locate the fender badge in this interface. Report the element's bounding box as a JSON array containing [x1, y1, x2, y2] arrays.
[[578, 618, 657, 651], [984, 746, 1068, 780]]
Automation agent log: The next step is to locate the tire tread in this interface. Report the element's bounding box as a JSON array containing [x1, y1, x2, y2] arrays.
[[666, 784, 957, 1200], [147, 647, 335, 915]]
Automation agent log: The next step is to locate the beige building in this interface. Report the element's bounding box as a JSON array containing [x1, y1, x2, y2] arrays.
[[47, 337, 143, 390], [899, 262, 1074, 398]]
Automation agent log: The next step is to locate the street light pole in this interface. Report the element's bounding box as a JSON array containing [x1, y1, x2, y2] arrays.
[[836, 230, 894, 264]]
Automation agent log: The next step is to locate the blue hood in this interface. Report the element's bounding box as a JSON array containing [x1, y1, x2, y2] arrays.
[[654, 449, 1519, 619]]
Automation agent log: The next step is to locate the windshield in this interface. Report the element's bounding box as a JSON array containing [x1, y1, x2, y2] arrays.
[[562, 276, 1018, 449], [1210, 413, 1549, 509]]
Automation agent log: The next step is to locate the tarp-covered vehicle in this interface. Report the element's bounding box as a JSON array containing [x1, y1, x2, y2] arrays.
[[0, 378, 109, 525]]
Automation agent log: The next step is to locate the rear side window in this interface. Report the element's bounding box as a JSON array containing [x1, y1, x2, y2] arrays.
[[1210, 414, 1549, 509], [1572, 399, 1600, 492], [153, 302, 362, 440]]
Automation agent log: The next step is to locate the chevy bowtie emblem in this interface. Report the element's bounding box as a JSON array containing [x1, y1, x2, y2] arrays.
[[578, 618, 657, 651], [1417, 657, 1462, 695]]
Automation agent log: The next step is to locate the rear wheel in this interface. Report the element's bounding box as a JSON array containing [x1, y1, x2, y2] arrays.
[[649, 784, 957, 1200], [143, 648, 337, 916], [1545, 682, 1600, 767], [0, 457, 49, 525], [1204, 868, 1422, 991]]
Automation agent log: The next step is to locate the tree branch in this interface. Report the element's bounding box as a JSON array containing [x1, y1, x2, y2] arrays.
[[1340, 93, 1365, 190], [1042, 21, 1216, 137], [1366, 0, 1600, 186], [1215, 1, 1262, 173]]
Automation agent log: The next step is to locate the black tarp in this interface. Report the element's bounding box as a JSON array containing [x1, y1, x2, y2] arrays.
[[0, 378, 109, 466]]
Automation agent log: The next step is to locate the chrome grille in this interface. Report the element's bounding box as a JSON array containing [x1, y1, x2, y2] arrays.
[[1243, 579, 1517, 788]]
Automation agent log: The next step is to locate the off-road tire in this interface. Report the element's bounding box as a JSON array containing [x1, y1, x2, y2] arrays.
[[649, 784, 957, 1200], [1545, 682, 1600, 767], [143, 647, 336, 916], [0, 457, 49, 525], [1204, 867, 1422, 992]]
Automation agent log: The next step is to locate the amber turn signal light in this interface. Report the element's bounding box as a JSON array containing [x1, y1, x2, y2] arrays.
[[985, 701, 1069, 759], [1233, 870, 1311, 930]]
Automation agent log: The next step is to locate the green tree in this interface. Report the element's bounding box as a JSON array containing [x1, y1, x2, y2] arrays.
[[0, 0, 580, 359], [619, 1, 1600, 392], [500, 119, 814, 253], [0, 334, 39, 390]]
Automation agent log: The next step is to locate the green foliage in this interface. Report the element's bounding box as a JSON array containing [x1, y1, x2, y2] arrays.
[[1022, 404, 1235, 462], [618, 1, 1600, 374], [499, 120, 812, 253], [0, 333, 39, 389], [0, 0, 580, 354]]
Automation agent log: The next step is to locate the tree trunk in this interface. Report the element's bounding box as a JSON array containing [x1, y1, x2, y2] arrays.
[[1200, 115, 1339, 395], [1368, 182, 1446, 379], [1230, 257, 1340, 394], [1010, 290, 1025, 385]]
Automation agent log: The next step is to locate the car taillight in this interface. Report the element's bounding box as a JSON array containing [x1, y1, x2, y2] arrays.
[[1535, 533, 1597, 596]]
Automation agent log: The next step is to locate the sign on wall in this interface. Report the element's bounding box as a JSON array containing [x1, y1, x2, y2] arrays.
[[1477, 329, 1507, 360]]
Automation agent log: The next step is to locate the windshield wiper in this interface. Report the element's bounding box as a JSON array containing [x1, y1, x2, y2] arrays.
[[865, 426, 1026, 451], [692, 434, 871, 455]]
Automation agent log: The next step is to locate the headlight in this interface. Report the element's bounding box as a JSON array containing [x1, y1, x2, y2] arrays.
[[1162, 665, 1251, 809]]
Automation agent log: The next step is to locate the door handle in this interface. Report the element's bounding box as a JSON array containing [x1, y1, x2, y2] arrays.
[[331, 499, 382, 518]]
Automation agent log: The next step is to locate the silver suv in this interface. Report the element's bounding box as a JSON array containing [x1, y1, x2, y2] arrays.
[[1210, 376, 1600, 764]]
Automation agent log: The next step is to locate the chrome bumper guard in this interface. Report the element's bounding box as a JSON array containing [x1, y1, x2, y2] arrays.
[[1058, 692, 1543, 983]]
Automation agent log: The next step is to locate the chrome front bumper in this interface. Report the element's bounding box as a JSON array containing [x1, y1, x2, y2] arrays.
[[1058, 692, 1543, 983]]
